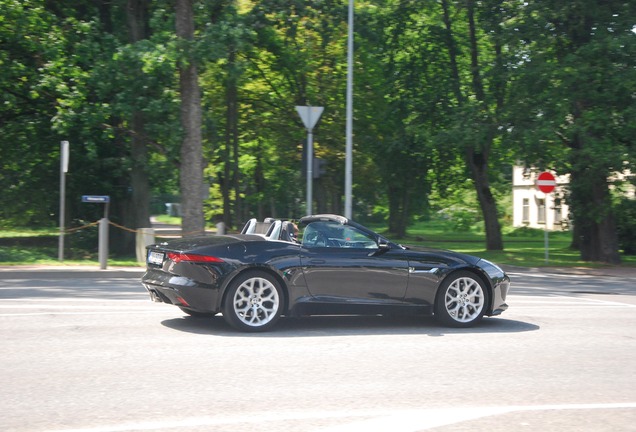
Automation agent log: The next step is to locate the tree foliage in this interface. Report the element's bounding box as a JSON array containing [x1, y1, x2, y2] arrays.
[[0, 0, 633, 262], [506, 0, 636, 263]]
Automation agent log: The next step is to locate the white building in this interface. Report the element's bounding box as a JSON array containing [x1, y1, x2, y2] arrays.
[[512, 166, 569, 231], [512, 165, 634, 231]]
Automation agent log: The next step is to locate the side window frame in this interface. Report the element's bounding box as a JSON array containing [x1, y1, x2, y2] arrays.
[[301, 221, 378, 249]]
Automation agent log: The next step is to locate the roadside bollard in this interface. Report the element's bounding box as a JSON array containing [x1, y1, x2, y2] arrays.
[[136, 228, 156, 263], [98, 218, 109, 270]]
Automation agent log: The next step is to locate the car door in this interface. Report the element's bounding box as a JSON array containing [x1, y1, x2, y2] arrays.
[[299, 221, 409, 303]]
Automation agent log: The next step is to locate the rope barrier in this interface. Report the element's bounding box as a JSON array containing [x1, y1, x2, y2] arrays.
[[62, 221, 100, 234], [62, 220, 142, 235], [108, 220, 140, 234], [62, 220, 210, 236], [109, 220, 215, 237]]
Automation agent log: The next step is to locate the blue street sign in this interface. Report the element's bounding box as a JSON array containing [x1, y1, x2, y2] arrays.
[[81, 195, 110, 203]]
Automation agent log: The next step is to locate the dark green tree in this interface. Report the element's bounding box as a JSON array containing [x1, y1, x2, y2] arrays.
[[508, 0, 635, 263], [176, 0, 205, 236], [355, 0, 433, 236]]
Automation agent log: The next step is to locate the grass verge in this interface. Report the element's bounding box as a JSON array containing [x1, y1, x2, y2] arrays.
[[1, 219, 635, 268]]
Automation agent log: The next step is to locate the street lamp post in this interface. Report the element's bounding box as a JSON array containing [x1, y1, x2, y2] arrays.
[[296, 2, 353, 218], [344, 0, 354, 219]]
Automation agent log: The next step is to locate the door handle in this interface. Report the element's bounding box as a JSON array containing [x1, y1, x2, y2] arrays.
[[310, 260, 326, 264]]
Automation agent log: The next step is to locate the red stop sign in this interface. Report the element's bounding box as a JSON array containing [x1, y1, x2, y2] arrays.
[[536, 171, 556, 193]]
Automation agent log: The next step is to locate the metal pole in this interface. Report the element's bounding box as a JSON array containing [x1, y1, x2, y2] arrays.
[[296, 106, 323, 216], [58, 166, 65, 261], [344, 0, 354, 219], [307, 128, 314, 215], [544, 225, 549, 264], [58, 141, 69, 261], [544, 192, 549, 264]]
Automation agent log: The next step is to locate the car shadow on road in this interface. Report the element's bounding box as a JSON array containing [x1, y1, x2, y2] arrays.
[[161, 314, 539, 337]]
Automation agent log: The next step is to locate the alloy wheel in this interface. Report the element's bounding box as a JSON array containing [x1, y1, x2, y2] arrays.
[[232, 276, 280, 327], [444, 276, 485, 323]]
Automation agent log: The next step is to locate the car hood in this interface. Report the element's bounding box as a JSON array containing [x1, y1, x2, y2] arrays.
[[400, 244, 482, 266]]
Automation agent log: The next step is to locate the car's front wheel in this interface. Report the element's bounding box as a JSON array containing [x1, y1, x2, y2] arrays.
[[222, 271, 283, 332], [435, 271, 488, 327]]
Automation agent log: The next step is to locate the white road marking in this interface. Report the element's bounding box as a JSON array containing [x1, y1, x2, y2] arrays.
[[0, 302, 172, 317], [0, 298, 147, 302], [0, 304, 151, 308], [0, 311, 167, 317], [512, 299, 625, 305], [45, 403, 636, 432], [507, 272, 616, 279]]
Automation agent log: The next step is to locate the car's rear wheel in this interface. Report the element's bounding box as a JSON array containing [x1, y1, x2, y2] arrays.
[[222, 271, 283, 332], [435, 271, 488, 327]]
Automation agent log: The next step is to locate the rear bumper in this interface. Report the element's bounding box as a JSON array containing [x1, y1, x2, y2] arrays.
[[142, 268, 220, 313]]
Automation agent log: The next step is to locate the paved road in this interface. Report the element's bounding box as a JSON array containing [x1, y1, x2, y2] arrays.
[[0, 266, 635, 432]]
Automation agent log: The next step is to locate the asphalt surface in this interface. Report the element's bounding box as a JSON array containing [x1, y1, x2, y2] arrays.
[[1, 263, 635, 431], [2, 263, 635, 279], [0, 265, 146, 279]]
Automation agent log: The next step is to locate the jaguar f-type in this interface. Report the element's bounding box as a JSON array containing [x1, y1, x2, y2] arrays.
[[142, 214, 510, 332]]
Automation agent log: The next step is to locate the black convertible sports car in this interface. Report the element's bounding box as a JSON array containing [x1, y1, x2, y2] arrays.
[[142, 214, 510, 332]]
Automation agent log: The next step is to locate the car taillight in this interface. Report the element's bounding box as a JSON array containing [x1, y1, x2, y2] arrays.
[[167, 252, 224, 264]]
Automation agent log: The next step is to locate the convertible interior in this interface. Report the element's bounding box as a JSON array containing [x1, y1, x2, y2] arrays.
[[240, 218, 297, 243], [240, 217, 378, 249]]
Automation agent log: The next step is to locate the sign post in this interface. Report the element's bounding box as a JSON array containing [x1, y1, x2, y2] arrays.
[[82, 195, 111, 269], [536, 172, 557, 264], [58, 141, 69, 261], [296, 106, 324, 215]]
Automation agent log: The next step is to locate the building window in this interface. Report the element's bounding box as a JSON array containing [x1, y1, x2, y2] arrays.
[[537, 198, 546, 224], [522, 198, 530, 223]]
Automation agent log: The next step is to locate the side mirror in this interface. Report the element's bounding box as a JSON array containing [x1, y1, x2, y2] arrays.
[[378, 238, 391, 250], [369, 238, 391, 257]]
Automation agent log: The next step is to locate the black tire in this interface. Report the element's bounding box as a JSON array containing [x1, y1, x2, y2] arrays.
[[435, 271, 489, 327], [222, 271, 283, 332]]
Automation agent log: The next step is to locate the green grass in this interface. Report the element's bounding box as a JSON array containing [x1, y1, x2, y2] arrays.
[[152, 214, 183, 225], [0, 245, 142, 267], [0, 227, 58, 238], [1, 219, 635, 268], [380, 219, 636, 269], [0, 225, 141, 267]]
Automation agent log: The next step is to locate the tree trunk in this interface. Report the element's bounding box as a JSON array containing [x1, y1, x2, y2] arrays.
[[388, 184, 408, 238], [568, 160, 621, 264], [176, 0, 204, 237], [465, 1, 503, 251], [126, 0, 151, 233], [441, 0, 463, 103], [557, 7, 621, 264], [225, 46, 240, 228], [441, 0, 504, 251], [129, 112, 151, 227], [466, 150, 503, 250], [109, 0, 151, 255]]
